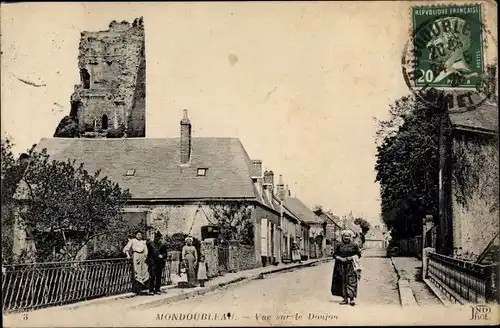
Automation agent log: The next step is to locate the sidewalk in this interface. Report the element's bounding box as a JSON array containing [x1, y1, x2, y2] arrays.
[[4, 257, 332, 317], [391, 257, 442, 306]]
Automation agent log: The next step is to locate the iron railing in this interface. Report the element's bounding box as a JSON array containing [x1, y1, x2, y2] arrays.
[[427, 252, 499, 304], [2, 258, 172, 313]]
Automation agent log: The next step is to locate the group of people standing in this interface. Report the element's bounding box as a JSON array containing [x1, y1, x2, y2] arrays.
[[122, 230, 168, 295], [122, 231, 209, 295], [180, 236, 209, 287]]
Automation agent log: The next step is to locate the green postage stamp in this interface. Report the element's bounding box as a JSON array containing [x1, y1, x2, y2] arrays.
[[411, 3, 484, 88]]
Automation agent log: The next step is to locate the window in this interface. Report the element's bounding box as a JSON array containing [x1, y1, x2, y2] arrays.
[[197, 168, 207, 176], [80, 69, 90, 89], [125, 169, 136, 176]]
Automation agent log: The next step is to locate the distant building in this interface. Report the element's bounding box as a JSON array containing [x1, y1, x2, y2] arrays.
[[364, 225, 387, 248]]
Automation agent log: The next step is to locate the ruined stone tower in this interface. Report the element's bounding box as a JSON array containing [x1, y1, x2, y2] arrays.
[[55, 17, 146, 138]]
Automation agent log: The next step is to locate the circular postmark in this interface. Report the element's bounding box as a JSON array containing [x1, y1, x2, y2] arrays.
[[402, 3, 497, 113]]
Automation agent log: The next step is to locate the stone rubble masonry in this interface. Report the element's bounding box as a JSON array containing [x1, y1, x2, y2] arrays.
[[201, 240, 219, 278], [68, 17, 146, 138]]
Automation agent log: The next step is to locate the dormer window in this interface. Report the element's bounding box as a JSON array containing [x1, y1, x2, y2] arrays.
[[125, 169, 136, 176], [197, 168, 207, 176]]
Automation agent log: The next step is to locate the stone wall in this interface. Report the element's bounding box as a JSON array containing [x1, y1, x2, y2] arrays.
[[130, 204, 213, 240], [228, 240, 239, 272], [200, 239, 218, 278], [238, 244, 257, 270], [65, 17, 146, 138], [451, 134, 499, 259]]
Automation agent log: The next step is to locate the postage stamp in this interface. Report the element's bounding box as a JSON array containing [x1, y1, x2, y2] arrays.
[[412, 3, 484, 89], [402, 3, 496, 112]]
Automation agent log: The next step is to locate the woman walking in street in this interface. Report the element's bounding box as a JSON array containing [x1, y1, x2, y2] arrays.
[[181, 236, 198, 286], [123, 231, 149, 295], [331, 230, 362, 306]]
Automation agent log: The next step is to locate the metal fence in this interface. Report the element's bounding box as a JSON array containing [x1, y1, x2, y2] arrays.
[[2, 258, 172, 313], [427, 252, 499, 304]]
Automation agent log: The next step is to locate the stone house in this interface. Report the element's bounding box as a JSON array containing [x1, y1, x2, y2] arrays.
[[321, 212, 342, 255], [13, 111, 312, 268], [438, 98, 498, 260], [280, 193, 321, 258], [254, 172, 310, 263]]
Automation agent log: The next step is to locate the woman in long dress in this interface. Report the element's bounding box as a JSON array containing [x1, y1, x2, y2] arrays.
[[291, 240, 302, 263], [181, 236, 198, 285], [331, 230, 362, 306], [123, 231, 150, 295]]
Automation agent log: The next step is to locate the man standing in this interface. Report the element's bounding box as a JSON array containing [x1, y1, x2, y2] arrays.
[[146, 231, 168, 295]]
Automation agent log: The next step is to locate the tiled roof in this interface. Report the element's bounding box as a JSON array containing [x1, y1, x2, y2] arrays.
[[320, 213, 341, 227], [271, 194, 301, 223], [26, 137, 259, 200], [284, 197, 321, 224], [450, 98, 498, 132]]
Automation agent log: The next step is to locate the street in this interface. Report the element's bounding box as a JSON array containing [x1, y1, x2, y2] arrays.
[[145, 250, 400, 316]]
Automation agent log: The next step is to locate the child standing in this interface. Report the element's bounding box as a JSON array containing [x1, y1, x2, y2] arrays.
[[197, 255, 209, 287]]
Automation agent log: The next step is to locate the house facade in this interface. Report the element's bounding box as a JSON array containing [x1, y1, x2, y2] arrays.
[[280, 193, 323, 259], [322, 213, 342, 255], [438, 98, 498, 260], [12, 111, 311, 267]]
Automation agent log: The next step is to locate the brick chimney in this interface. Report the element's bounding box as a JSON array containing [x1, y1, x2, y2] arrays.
[[180, 109, 191, 164], [262, 170, 274, 203], [263, 170, 274, 186], [250, 160, 262, 178], [277, 174, 286, 201]]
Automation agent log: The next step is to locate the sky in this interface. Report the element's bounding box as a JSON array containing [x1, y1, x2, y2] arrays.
[[2, 2, 495, 225]]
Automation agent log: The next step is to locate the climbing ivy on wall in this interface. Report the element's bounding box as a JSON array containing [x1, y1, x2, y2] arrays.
[[452, 132, 499, 212]]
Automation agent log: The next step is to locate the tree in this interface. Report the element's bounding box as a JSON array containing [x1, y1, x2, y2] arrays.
[[207, 202, 254, 245], [53, 116, 82, 138], [354, 217, 371, 235], [374, 95, 440, 241], [313, 205, 334, 218], [12, 144, 131, 262], [1, 136, 30, 264]]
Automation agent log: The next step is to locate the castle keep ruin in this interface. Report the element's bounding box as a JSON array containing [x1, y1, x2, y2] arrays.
[[54, 17, 146, 138]]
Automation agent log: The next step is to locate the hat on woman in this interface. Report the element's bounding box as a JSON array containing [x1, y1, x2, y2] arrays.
[[341, 229, 355, 238], [185, 236, 193, 243]]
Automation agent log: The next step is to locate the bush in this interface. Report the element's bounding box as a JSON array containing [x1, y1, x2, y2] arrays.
[[87, 249, 125, 260], [106, 125, 125, 138], [53, 116, 82, 138]]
